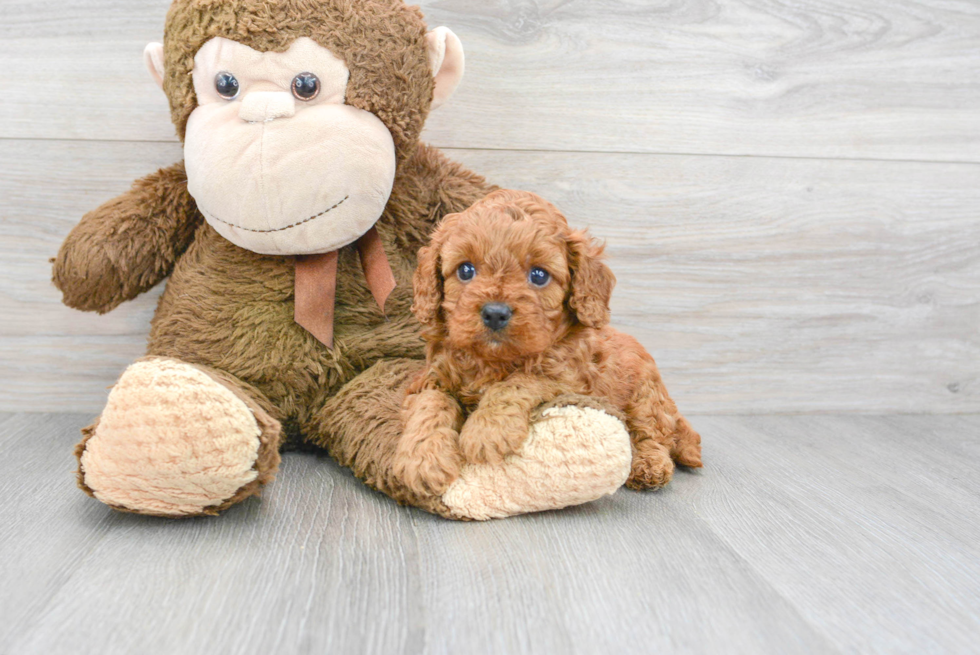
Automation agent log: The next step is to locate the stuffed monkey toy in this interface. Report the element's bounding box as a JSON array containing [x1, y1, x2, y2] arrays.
[[53, 0, 634, 520]]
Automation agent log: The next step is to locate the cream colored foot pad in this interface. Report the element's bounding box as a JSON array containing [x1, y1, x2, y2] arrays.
[[442, 405, 632, 520], [80, 358, 262, 516]]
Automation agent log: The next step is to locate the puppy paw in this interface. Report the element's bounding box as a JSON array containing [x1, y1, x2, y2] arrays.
[[458, 409, 529, 464], [626, 444, 675, 490], [393, 437, 462, 497]]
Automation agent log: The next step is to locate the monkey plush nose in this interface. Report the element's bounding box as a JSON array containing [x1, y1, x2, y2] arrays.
[[481, 303, 513, 331], [238, 92, 296, 122]]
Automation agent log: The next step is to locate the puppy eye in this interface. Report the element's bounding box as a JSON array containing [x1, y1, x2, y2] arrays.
[[292, 73, 321, 101], [214, 72, 240, 99], [456, 262, 476, 282], [528, 267, 550, 288]]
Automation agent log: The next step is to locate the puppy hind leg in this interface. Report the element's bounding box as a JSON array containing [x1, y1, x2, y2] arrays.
[[624, 377, 680, 490], [624, 409, 675, 490], [634, 367, 703, 469], [671, 415, 703, 468], [626, 437, 675, 491]]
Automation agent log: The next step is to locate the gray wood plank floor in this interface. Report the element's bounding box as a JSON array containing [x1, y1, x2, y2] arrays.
[[2, 413, 977, 655]]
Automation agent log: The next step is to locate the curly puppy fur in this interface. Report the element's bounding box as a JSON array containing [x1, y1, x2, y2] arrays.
[[393, 190, 702, 497]]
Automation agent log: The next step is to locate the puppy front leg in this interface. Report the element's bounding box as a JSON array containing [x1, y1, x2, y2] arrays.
[[394, 389, 465, 497], [459, 377, 560, 464]]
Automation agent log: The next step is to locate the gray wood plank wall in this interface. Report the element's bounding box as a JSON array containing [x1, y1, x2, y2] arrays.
[[1, 0, 978, 413]]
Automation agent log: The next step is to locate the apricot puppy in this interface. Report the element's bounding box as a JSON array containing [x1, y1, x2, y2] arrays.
[[394, 189, 702, 497]]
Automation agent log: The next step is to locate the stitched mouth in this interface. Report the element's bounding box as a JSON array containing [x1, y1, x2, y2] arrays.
[[199, 196, 349, 233]]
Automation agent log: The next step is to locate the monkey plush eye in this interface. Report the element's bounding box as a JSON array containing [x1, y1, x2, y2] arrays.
[[528, 267, 551, 288], [214, 72, 240, 99], [456, 262, 476, 282], [291, 73, 321, 100]]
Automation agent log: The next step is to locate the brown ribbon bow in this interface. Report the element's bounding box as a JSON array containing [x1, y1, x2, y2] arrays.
[[293, 226, 396, 349]]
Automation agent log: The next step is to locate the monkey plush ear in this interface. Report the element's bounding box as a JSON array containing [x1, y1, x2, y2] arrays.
[[426, 27, 465, 110], [144, 43, 165, 90], [567, 231, 617, 329]]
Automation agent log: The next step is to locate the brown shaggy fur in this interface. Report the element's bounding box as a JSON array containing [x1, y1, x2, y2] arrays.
[[162, 0, 436, 160], [393, 190, 702, 497], [53, 0, 495, 517]]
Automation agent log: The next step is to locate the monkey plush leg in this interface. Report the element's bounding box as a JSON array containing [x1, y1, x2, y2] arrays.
[[76, 357, 282, 517], [442, 396, 633, 520], [308, 366, 632, 521]]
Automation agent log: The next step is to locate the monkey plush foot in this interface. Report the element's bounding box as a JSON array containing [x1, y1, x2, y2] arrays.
[[76, 358, 281, 517], [440, 401, 632, 520]]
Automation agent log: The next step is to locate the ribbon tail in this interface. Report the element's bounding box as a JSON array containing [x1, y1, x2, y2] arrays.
[[294, 250, 339, 349], [356, 226, 397, 316]]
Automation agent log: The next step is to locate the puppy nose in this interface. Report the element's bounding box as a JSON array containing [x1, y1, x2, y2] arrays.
[[239, 92, 296, 122], [481, 303, 513, 331]]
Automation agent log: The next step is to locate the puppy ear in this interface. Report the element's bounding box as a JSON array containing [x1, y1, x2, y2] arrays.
[[412, 235, 445, 326], [566, 230, 616, 328]]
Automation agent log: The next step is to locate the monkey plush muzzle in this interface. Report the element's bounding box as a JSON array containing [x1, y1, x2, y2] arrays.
[[182, 37, 398, 256]]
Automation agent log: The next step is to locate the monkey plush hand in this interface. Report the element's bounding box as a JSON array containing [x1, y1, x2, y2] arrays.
[[52, 0, 634, 520]]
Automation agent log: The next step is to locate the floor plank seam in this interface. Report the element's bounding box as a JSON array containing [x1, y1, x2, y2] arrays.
[[3, 135, 979, 168], [680, 505, 846, 654], [2, 416, 119, 652]]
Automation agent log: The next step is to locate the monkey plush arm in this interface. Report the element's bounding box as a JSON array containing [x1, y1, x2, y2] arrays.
[[53, 161, 202, 314]]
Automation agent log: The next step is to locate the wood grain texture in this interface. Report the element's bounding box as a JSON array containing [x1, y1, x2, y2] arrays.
[[686, 415, 980, 654], [0, 414, 120, 648], [3, 412, 979, 654], [406, 497, 834, 654], [2, 0, 979, 162], [2, 414, 424, 655], [3, 139, 977, 413]]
